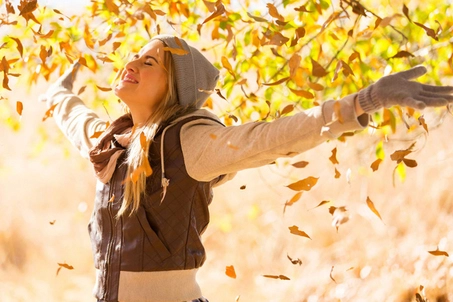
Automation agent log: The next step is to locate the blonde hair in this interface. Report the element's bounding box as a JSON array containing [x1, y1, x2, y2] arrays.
[[118, 49, 193, 216]]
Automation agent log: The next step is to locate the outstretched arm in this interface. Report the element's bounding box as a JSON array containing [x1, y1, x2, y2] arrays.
[[39, 63, 107, 159]]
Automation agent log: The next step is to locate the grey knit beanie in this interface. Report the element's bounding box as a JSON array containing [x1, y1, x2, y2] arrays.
[[151, 34, 219, 109]]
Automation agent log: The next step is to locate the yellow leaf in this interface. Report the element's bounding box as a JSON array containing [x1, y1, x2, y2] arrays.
[[287, 176, 319, 191], [225, 265, 236, 278], [366, 196, 383, 222], [288, 225, 311, 239]]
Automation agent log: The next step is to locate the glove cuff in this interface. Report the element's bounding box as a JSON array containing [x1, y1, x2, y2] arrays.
[[358, 85, 381, 113]]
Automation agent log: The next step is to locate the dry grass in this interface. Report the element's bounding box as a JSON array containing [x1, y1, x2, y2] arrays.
[[1, 91, 452, 301]]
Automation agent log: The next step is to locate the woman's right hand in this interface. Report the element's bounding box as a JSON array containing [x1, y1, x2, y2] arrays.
[[38, 62, 80, 108]]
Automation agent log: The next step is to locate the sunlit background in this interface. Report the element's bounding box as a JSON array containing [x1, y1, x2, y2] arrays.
[[1, 0, 453, 301]]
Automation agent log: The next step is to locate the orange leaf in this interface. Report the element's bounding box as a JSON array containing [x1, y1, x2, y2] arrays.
[[140, 132, 148, 150], [312, 200, 330, 209], [288, 225, 311, 239], [10, 37, 23, 57], [334, 167, 341, 179], [287, 176, 318, 191], [221, 56, 235, 78], [428, 247, 449, 257], [108, 194, 115, 203], [284, 192, 303, 212], [163, 46, 189, 56], [16, 101, 23, 116], [225, 265, 237, 278], [329, 147, 339, 164], [42, 103, 58, 121], [262, 274, 291, 280], [307, 81, 324, 91], [49, 220, 56, 225], [280, 104, 294, 116], [370, 159, 382, 172], [56, 262, 74, 276], [289, 88, 314, 99], [418, 116, 429, 133], [311, 58, 328, 77], [366, 196, 383, 222], [266, 3, 284, 22]]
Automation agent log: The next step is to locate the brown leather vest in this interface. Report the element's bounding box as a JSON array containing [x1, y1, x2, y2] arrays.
[[88, 116, 223, 301]]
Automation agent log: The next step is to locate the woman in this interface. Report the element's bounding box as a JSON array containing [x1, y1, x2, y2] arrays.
[[40, 34, 453, 302]]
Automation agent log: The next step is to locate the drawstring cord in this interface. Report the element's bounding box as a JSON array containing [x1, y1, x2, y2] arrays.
[[159, 123, 176, 204]]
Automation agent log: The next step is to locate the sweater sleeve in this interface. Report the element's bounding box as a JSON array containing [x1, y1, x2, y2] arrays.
[[48, 87, 107, 159], [180, 94, 368, 182]]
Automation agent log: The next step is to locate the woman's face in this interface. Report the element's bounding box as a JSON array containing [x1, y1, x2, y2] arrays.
[[114, 40, 168, 122]]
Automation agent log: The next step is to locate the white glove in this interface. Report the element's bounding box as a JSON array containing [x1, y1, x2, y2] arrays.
[[358, 66, 453, 113], [39, 62, 80, 108]]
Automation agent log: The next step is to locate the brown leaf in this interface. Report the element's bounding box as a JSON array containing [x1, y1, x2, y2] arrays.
[[418, 116, 429, 133], [390, 51, 415, 59], [428, 247, 449, 257], [225, 265, 237, 278], [287, 176, 319, 191], [263, 274, 291, 280], [403, 158, 417, 168], [366, 196, 383, 222], [289, 54, 301, 78], [10, 37, 23, 58], [289, 88, 314, 99], [311, 58, 328, 77], [263, 76, 289, 86], [370, 158, 383, 172], [329, 147, 339, 164], [42, 103, 58, 121], [403, 4, 411, 22], [334, 101, 344, 124], [292, 161, 309, 168], [267, 3, 285, 22], [202, 1, 225, 24], [280, 104, 294, 116], [105, 0, 119, 15], [49, 220, 56, 225], [287, 254, 302, 265], [268, 32, 289, 46], [294, 5, 311, 13], [330, 266, 336, 283], [19, 0, 38, 16], [288, 225, 311, 239], [77, 85, 87, 95], [312, 200, 330, 209], [307, 81, 324, 91], [5, 0, 15, 14], [239, 185, 246, 190], [414, 22, 438, 41], [96, 85, 112, 92], [16, 101, 23, 116], [247, 12, 267, 22]]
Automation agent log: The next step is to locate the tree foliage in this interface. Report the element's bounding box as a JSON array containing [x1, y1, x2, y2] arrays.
[[1, 0, 452, 179]]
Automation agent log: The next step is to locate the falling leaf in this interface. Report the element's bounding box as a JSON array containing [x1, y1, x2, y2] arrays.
[[287, 254, 302, 265], [289, 88, 314, 99], [330, 266, 336, 283], [280, 104, 294, 116], [333, 101, 344, 124], [268, 32, 289, 46], [221, 56, 235, 78], [307, 81, 324, 91], [329, 147, 339, 164], [390, 51, 415, 59], [288, 225, 311, 239], [16, 101, 23, 116], [202, 1, 226, 24], [209, 133, 217, 139], [287, 176, 319, 191], [390, 143, 417, 168], [311, 59, 328, 77], [418, 116, 428, 133], [366, 196, 383, 222], [227, 141, 239, 150], [247, 12, 267, 22], [312, 200, 330, 210], [289, 54, 301, 78], [10, 37, 23, 58], [78, 85, 87, 95], [262, 274, 291, 280], [331, 206, 349, 230], [403, 4, 411, 22], [163, 46, 189, 56], [140, 132, 148, 150], [42, 103, 58, 121], [225, 265, 237, 278], [428, 247, 449, 257], [334, 167, 341, 179], [292, 161, 309, 168], [90, 130, 104, 139], [267, 3, 285, 22], [264, 77, 290, 86], [370, 159, 383, 172], [105, 0, 119, 15], [108, 194, 115, 203], [283, 192, 303, 212], [49, 220, 56, 225], [96, 85, 112, 92], [56, 262, 74, 276], [240, 185, 246, 190], [414, 21, 438, 40]]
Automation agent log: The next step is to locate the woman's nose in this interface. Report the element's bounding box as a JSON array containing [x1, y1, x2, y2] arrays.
[[125, 59, 138, 73]]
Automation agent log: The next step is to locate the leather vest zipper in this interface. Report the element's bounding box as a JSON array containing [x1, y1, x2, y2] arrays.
[[103, 171, 117, 300]]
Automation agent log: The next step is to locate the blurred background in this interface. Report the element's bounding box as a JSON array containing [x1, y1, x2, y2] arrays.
[[1, 0, 453, 301]]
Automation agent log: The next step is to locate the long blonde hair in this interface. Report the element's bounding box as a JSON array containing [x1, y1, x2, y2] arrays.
[[118, 49, 193, 216]]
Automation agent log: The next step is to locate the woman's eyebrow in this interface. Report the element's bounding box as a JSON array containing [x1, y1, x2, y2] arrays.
[[144, 55, 159, 63]]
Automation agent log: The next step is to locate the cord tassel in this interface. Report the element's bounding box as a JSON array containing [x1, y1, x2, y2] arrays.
[[160, 175, 170, 204]]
